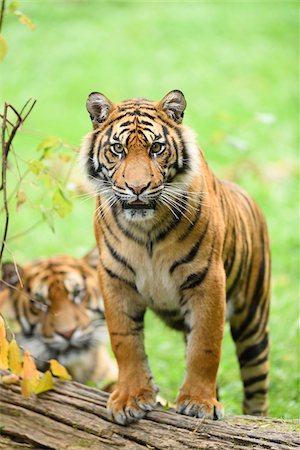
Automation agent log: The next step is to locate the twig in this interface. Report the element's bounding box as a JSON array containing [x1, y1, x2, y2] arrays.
[[0, 99, 36, 266], [0, 102, 9, 264], [8, 219, 44, 241], [0, 0, 5, 34]]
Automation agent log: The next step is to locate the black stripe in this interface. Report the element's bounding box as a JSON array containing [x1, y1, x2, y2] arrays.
[[171, 137, 179, 167], [98, 209, 120, 243], [224, 227, 236, 275], [111, 205, 145, 246], [174, 127, 190, 173], [155, 193, 188, 242], [180, 229, 216, 291], [120, 121, 133, 127], [140, 120, 154, 127], [104, 235, 135, 275], [102, 264, 137, 292], [155, 214, 182, 242], [238, 333, 269, 367], [87, 131, 101, 179], [170, 220, 209, 274], [245, 389, 268, 400], [127, 311, 145, 322], [233, 231, 267, 341], [118, 128, 130, 137], [242, 354, 268, 368], [178, 195, 202, 242], [180, 269, 209, 290], [226, 254, 244, 299], [243, 373, 268, 388]]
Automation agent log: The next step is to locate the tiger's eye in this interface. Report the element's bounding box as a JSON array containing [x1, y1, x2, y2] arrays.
[[150, 142, 164, 155], [112, 143, 124, 154]]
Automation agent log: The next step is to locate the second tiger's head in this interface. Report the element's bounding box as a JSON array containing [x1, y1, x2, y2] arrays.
[[81, 90, 200, 221]]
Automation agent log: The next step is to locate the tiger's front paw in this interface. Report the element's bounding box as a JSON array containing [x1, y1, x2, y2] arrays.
[[176, 393, 224, 420], [107, 386, 158, 425]]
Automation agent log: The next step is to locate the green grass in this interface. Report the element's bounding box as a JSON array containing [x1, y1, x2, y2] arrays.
[[1, 1, 298, 418]]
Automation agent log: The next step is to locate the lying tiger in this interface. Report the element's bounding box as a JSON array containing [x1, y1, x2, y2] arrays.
[[0, 250, 117, 387], [80, 89, 271, 425]]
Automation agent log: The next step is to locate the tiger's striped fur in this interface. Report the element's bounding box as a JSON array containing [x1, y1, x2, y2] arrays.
[[0, 251, 117, 386], [81, 90, 270, 425]]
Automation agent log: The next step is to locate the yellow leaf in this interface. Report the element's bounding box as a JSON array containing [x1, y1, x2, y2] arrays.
[[0, 315, 8, 369], [16, 189, 26, 209], [21, 378, 34, 397], [8, 339, 23, 375], [21, 351, 39, 397], [22, 351, 39, 380], [16, 12, 35, 31], [0, 34, 8, 63], [34, 370, 54, 394], [1, 373, 19, 384], [50, 359, 72, 381]]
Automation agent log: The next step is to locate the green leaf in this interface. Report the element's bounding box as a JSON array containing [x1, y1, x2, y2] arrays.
[[8, 1, 20, 13], [37, 136, 62, 157], [52, 189, 72, 218], [27, 159, 45, 175], [40, 206, 55, 233], [0, 34, 8, 63]]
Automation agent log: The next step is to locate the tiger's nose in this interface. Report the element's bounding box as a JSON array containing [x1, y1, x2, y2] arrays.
[[126, 182, 150, 195], [57, 329, 75, 340]]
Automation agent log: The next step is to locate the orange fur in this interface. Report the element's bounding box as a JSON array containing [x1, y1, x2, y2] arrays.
[[0, 254, 117, 387]]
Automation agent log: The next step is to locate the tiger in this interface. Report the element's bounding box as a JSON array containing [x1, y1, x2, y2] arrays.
[[0, 249, 117, 387], [80, 89, 270, 425]]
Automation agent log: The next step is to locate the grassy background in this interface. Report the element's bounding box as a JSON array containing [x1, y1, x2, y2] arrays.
[[1, 0, 298, 418]]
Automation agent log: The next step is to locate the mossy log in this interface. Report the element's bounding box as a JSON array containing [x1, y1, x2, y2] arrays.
[[0, 377, 299, 450]]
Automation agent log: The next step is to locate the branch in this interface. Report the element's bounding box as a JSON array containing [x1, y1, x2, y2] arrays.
[[0, 99, 36, 266], [0, 0, 5, 33]]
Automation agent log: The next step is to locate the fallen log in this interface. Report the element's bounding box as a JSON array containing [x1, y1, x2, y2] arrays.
[[0, 378, 299, 450]]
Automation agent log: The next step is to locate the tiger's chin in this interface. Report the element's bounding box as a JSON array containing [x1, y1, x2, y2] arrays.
[[122, 201, 156, 221], [123, 209, 155, 221]]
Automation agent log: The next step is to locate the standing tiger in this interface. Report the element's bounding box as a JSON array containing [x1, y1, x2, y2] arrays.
[[0, 250, 117, 387], [80, 90, 270, 425]]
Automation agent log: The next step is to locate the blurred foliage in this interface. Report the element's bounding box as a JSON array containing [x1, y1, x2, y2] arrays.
[[0, 315, 71, 397], [0, 0, 298, 418]]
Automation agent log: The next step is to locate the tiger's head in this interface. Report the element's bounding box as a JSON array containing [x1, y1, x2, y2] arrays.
[[0, 252, 106, 366], [81, 90, 200, 221]]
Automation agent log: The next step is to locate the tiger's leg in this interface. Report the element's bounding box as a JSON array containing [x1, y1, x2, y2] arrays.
[[99, 268, 157, 425], [229, 266, 270, 415], [176, 262, 226, 419]]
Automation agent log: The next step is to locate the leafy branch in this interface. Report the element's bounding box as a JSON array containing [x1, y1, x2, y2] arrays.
[[0, 99, 36, 266]]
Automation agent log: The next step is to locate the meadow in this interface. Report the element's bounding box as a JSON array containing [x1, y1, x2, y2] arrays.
[[1, 0, 298, 418]]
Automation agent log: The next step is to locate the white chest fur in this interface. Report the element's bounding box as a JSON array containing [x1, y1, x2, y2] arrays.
[[135, 252, 180, 310]]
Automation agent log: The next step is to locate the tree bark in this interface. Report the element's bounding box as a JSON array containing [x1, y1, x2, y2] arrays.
[[0, 378, 298, 450]]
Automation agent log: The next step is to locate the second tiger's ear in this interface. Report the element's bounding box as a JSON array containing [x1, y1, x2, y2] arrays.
[[83, 247, 99, 269], [0, 262, 24, 290], [159, 90, 187, 124], [86, 92, 113, 129]]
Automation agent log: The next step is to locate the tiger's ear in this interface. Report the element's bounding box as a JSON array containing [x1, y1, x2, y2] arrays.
[[159, 90, 187, 124], [83, 247, 99, 269], [86, 92, 113, 129], [0, 262, 24, 290]]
